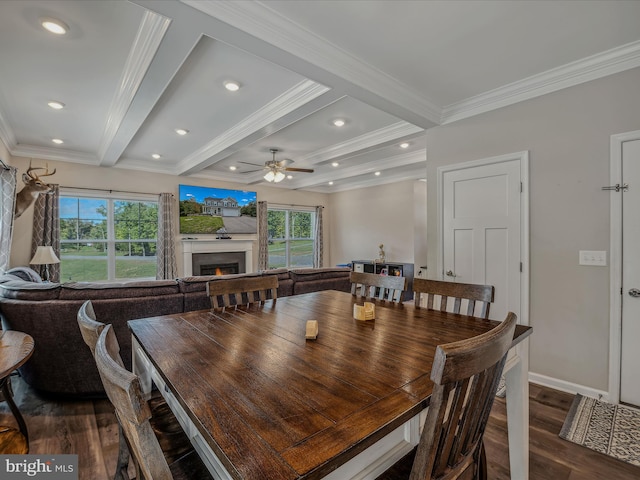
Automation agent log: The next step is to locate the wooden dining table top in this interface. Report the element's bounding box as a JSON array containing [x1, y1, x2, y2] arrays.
[[128, 290, 532, 480]]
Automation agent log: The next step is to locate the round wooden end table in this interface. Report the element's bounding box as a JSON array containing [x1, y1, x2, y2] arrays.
[[0, 330, 34, 454]]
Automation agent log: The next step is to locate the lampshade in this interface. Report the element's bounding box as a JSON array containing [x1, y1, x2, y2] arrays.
[[264, 170, 276, 182], [30, 246, 60, 265]]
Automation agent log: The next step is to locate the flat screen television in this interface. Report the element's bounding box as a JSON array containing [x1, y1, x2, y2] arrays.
[[178, 185, 257, 235]]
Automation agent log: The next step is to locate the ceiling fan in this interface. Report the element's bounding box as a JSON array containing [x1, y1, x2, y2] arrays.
[[240, 149, 314, 183]]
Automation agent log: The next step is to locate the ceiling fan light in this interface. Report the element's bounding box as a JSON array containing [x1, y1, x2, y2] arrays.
[[274, 171, 285, 183], [264, 170, 276, 182]]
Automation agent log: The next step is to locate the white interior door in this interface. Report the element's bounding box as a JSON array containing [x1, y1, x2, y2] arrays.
[[621, 138, 640, 406], [440, 152, 528, 323]]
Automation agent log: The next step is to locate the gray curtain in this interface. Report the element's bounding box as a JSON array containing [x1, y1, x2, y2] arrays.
[[258, 201, 268, 271], [0, 164, 17, 273], [156, 192, 177, 279], [31, 184, 60, 282], [313, 205, 323, 268]]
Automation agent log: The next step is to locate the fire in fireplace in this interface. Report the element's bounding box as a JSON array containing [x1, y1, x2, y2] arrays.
[[192, 252, 246, 276], [200, 263, 239, 276]]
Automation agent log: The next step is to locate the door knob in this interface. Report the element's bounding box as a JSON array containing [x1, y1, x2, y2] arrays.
[[445, 270, 457, 278], [629, 288, 640, 298]]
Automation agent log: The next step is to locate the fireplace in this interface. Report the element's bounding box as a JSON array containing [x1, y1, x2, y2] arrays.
[[192, 252, 246, 276], [181, 239, 254, 276]]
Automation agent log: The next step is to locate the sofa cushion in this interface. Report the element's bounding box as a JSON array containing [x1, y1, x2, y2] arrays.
[[178, 273, 261, 293], [59, 280, 179, 300], [288, 267, 351, 282], [0, 279, 61, 300]]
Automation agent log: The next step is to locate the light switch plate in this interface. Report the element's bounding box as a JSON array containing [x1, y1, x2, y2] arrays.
[[579, 250, 607, 266]]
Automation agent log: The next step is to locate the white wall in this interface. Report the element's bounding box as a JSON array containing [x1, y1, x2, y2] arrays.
[[8, 156, 330, 274], [425, 66, 640, 393], [329, 179, 426, 266]]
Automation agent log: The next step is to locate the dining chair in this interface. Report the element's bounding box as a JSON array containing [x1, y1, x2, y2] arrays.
[[376, 312, 517, 480], [413, 278, 494, 319], [350, 271, 408, 304], [206, 274, 278, 311], [77, 301, 200, 480], [94, 325, 212, 480]]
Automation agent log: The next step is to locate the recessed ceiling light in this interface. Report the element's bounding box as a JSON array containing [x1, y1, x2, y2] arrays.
[[152, 153, 161, 159], [333, 119, 345, 127], [328, 181, 334, 185], [175, 128, 189, 136], [224, 81, 240, 92], [52, 138, 64, 144], [229, 166, 237, 171], [400, 142, 410, 149], [287, 175, 293, 179], [47, 101, 65, 110], [374, 171, 381, 176], [331, 162, 339, 167], [41, 18, 69, 35]]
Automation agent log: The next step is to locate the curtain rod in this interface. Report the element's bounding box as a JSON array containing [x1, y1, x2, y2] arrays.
[[267, 202, 324, 209], [60, 186, 172, 196]]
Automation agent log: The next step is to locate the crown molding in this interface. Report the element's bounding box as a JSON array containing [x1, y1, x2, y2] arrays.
[[10, 144, 100, 165], [175, 80, 329, 175], [98, 10, 171, 161], [441, 40, 640, 124], [183, 0, 441, 126]]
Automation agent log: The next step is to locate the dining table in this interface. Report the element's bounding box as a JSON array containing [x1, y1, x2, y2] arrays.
[[128, 290, 532, 480]]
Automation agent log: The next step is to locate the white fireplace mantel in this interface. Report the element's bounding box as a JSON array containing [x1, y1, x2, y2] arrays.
[[181, 239, 254, 276]]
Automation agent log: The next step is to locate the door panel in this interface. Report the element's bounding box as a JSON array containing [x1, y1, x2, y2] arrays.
[[621, 138, 640, 406], [443, 158, 522, 322]]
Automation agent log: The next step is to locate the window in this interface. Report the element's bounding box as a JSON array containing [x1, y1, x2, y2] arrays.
[[267, 207, 315, 268], [59, 194, 158, 282]]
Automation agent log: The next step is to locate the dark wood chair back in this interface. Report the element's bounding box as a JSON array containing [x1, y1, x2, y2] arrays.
[[413, 278, 494, 319], [350, 271, 408, 304], [95, 325, 174, 480], [409, 312, 517, 480], [206, 275, 278, 310]]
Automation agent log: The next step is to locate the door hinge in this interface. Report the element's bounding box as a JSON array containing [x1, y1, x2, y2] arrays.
[[520, 182, 523, 193], [520, 262, 523, 272]]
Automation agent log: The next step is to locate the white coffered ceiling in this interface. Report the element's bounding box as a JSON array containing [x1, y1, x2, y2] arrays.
[[0, 0, 639, 192]]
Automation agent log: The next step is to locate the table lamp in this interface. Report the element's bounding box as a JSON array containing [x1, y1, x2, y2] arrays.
[[29, 246, 60, 282]]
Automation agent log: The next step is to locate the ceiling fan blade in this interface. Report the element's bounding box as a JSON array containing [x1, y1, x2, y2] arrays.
[[238, 161, 264, 167], [241, 168, 264, 174], [277, 159, 294, 167], [284, 167, 314, 173]]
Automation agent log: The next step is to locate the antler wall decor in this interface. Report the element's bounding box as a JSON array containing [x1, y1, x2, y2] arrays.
[[14, 160, 56, 218]]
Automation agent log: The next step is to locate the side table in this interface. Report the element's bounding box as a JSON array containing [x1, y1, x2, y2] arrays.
[[0, 330, 34, 454]]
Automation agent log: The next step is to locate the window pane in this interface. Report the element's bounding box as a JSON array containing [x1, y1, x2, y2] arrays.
[[268, 240, 286, 269], [289, 239, 313, 267], [115, 242, 157, 279], [267, 210, 286, 240], [114, 201, 158, 240], [290, 212, 313, 239], [59, 242, 107, 282]]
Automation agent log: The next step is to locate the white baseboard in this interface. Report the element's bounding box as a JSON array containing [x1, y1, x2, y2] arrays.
[[528, 372, 610, 402]]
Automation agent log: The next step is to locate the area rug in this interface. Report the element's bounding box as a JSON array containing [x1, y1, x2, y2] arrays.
[[559, 394, 640, 466]]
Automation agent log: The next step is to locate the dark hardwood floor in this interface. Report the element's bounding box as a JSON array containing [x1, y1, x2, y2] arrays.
[[1, 375, 639, 480]]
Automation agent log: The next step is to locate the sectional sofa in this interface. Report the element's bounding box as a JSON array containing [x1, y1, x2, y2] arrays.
[[0, 267, 351, 398]]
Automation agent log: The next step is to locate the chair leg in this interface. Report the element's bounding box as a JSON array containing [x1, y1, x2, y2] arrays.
[[114, 423, 131, 480], [477, 441, 488, 480]]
